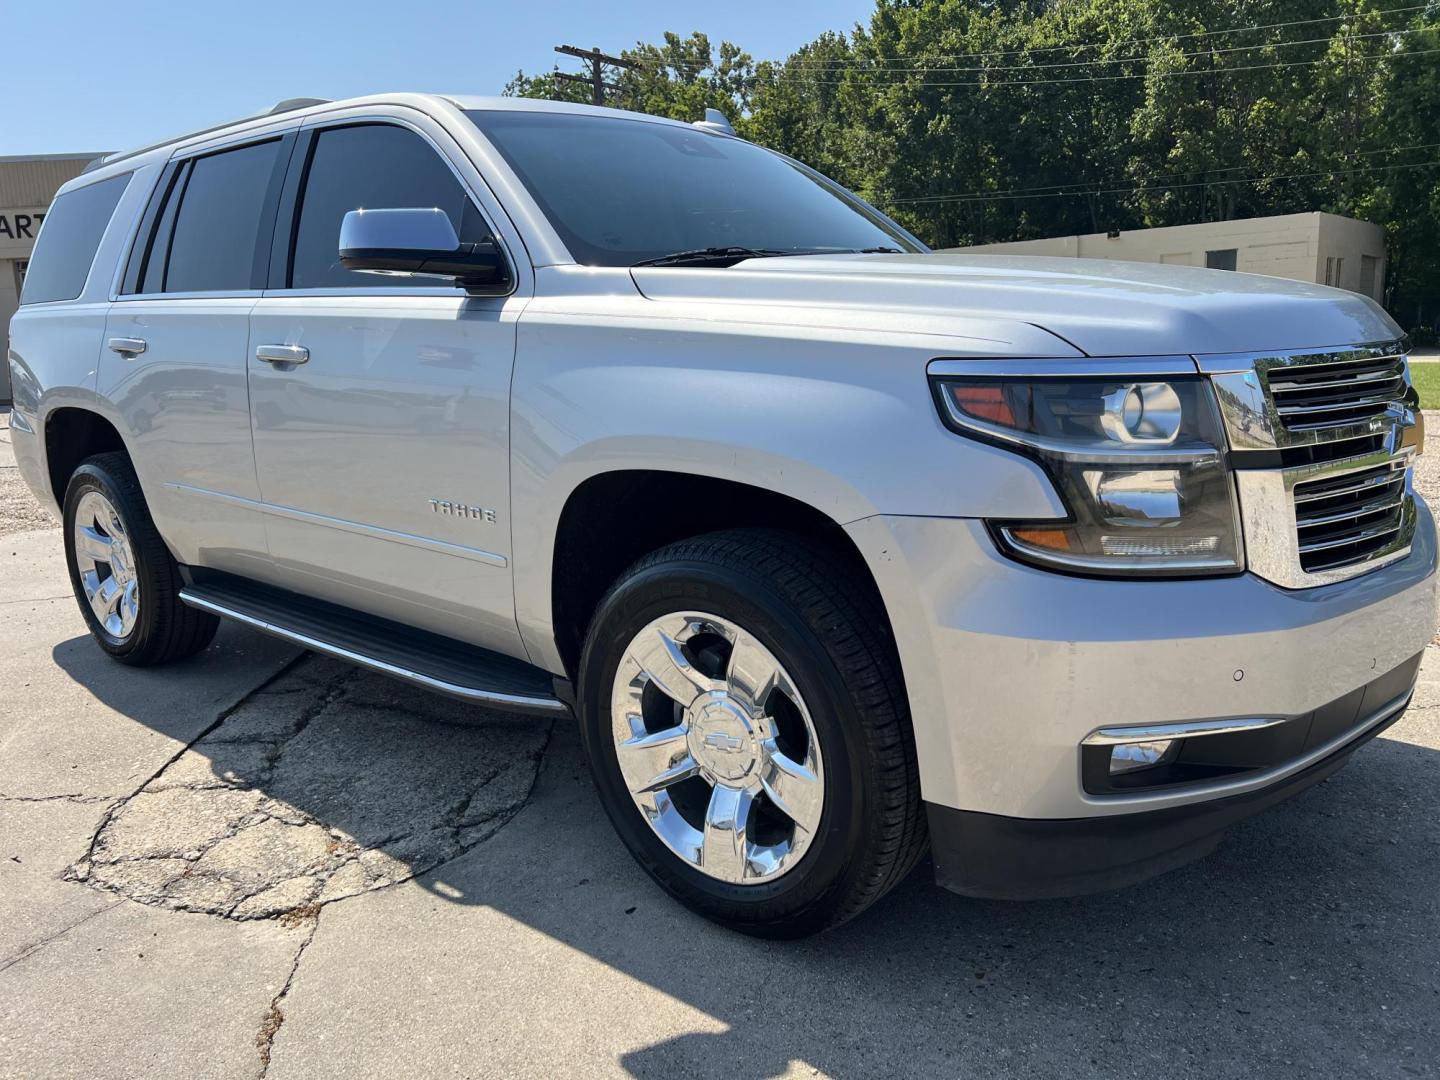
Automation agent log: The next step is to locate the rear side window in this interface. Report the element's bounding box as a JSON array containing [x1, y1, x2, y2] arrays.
[[19, 173, 131, 305], [161, 140, 283, 293], [289, 124, 487, 290]]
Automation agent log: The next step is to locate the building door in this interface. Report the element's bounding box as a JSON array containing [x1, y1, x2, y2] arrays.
[[1360, 255, 1381, 300]]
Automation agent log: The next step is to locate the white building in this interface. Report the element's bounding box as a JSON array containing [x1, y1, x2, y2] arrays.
[[2, 153, 106, 402], [947, 211, 1387, 302]]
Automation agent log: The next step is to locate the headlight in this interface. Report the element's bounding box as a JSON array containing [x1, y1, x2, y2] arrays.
[[932, 373, 1241, 576]]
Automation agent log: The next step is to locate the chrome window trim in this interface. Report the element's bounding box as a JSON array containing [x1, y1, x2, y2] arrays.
[[113, 289, 265, 303]]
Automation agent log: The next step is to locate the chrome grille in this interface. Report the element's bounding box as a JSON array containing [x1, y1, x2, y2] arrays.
[[1264, 352, 1407, 432], [1202, 340, 1421, 589], [1293, 460, 1408, 573]]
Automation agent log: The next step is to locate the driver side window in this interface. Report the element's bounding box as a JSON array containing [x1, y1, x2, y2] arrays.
[[289, 124, 490, 290]]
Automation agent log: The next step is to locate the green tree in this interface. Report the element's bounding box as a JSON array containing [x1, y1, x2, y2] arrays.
[[504, 32, 754, 125]]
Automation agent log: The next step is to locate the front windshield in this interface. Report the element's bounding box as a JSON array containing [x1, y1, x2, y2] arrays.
[[466, 110, 921, 267]]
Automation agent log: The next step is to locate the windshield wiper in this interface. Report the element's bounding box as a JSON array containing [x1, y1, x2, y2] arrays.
[[633, 245, 908, 268], [633, 246, 788, 268]]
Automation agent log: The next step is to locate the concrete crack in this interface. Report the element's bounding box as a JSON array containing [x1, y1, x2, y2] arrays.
[[0, 898, 125, 974], [0, 792, 117, 805], [255, 908, 321, 1078], [72, 653, 313, 878], [68, 656, 554, 924]]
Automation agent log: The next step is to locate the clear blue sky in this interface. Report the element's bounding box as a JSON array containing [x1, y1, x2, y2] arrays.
[[6, 0, 874, 155]]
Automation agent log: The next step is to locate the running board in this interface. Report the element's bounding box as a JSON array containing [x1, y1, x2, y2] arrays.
[[179, 576, 569, 716]]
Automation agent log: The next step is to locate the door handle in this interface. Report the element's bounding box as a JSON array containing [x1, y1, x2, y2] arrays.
[[107, 337, 147, 357], [255, 344, 309, 365]]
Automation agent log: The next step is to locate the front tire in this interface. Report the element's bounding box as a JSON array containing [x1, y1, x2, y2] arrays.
[[62, 453, 218, 666], [577, 529, 925, 937]]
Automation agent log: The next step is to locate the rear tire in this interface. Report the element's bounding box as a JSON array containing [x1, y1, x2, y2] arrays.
[[62, 452, 218, 666], [577, 528, 926, 938]]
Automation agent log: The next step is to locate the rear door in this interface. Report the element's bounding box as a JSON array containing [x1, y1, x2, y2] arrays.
[[103, 130, 293, 578], [246, 111, 527, 654]]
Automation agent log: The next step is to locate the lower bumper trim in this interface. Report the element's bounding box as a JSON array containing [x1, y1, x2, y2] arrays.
[[928, 691, 1411, 901]]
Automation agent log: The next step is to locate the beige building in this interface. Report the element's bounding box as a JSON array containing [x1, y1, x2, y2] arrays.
[[2, 153, 105, 402], [948, 211, 1387, 302]]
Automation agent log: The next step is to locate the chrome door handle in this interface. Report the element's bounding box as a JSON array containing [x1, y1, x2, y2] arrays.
[[255, 344, 309, 365], [107, 337, 147, 357]]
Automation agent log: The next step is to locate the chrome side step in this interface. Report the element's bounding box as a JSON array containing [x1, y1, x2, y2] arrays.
[[179, 576, 569, 716]]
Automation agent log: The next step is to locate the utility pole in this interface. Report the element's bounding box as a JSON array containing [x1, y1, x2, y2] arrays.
[[554, 44, 639, 107]]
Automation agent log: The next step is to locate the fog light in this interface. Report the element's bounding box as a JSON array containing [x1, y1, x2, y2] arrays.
[[1109, 739, 1177, 775]]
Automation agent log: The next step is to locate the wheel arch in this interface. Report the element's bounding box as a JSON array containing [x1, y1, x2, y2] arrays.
[[43, 407, 129, 509], [538, 468, 894, 682]]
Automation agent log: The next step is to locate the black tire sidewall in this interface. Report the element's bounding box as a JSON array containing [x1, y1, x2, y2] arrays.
[[62, 460, 165, 659], [578, 556, 878, 935]]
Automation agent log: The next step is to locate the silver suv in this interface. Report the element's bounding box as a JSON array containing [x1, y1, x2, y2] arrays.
[[10, 94, 1436, 937]]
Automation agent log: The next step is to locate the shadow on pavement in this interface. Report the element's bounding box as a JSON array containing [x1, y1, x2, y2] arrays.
[[51, 631, 1440, 1077]]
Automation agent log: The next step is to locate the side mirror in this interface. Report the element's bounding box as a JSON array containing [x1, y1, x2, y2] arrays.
[[338, 208, 511, 295]]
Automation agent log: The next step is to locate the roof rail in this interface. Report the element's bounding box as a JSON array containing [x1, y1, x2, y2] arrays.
[[81, 97, 333, 174]]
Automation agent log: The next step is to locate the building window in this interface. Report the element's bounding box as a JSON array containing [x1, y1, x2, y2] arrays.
[[1205, 248, 1238, 271], [13, 260, 26, 294], [1325, 256, 1345, 287]]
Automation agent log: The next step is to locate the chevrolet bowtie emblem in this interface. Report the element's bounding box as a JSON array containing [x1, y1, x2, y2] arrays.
[[702, 732, 745, 753]]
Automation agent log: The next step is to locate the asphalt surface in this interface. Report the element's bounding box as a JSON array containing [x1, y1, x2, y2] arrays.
[[2, 405, 1438, 1078]]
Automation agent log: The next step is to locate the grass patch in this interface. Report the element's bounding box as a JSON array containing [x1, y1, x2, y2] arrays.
[[1408, 362, 1440, 409]]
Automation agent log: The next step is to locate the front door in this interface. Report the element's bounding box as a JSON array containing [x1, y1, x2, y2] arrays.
[[246, 120, 523, 654]]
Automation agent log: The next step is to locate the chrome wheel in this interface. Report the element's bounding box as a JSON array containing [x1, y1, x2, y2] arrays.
[[72, 490, 140, 640], [610, 612, 825, 885]]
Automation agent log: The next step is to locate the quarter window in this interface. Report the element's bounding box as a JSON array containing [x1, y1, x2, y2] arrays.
[[19, 173, 131, 305], [289, 124, 488, 290], [161, 140, 284, 293]]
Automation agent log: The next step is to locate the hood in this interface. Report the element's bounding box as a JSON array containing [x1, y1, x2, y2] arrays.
[[630, 253, 1402, 357]]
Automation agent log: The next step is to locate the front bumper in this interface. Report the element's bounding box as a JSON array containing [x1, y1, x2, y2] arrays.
[[926, 676, 1414, 899], [846, 501, 1437, 822]]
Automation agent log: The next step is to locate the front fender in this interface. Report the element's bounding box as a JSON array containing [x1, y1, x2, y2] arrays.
[[508, 307, 1066, 670]]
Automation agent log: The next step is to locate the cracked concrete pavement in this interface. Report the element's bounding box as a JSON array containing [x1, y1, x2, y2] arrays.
[[3, 404, 1440, 1078]]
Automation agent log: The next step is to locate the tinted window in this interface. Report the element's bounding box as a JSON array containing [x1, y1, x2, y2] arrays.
[[291, 125, 486, 289], [468, 111, 917, 267], [163, 140, 281, 293], [20, 173, 131, 305]]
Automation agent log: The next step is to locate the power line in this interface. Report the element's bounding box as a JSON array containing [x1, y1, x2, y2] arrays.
[[753, 4, 1431, 69], [884, 142, 1440, 203], [553, 44, 639, 107], [761, 46, 1440, 90], [759, 26, 1425, 78], [878, 158, 1440, 207]]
